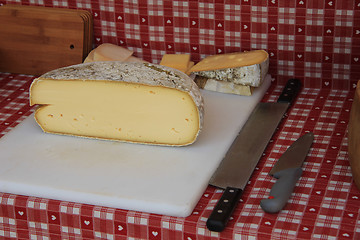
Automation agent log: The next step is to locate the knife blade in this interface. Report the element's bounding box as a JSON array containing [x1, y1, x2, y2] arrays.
[[206, 78, 301, 232], [260, 132, 314, 213]]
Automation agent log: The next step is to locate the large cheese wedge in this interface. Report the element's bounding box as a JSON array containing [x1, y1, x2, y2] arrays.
[[190, 50, 269, 87], [29, 62, 204, 146], [194, 76, 252, 96]]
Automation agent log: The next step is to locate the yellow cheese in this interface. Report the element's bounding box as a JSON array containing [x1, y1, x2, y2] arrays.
[[29, 62, 204, 146], [185, 61, 194, 75], [160, 54, 191, 73], [190, 50, 268, 72]]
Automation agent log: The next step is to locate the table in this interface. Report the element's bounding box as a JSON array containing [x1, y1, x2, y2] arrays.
[[0, 72, 359, 239]]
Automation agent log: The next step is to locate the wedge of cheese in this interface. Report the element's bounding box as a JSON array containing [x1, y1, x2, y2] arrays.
[[190, 50, 269, 87], [194, 76, 252, 96], [83, 43, 146, 63], [30, 62, 204, 146], [93, 43, 133, 61], [160, 54, 193, 74]]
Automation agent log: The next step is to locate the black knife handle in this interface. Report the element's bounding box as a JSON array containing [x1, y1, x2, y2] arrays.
[[260, 167, 303, 213], [206, 187, 243, 232], [277, 78, 302, 104]]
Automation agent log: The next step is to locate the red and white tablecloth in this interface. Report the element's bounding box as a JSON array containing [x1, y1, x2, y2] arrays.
[[1, 0, 360, 239], [1, 72, 359, 240]]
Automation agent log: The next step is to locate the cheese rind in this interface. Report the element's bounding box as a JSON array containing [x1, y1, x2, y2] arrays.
[[30, 62, 204, 146], [193, 62, 268, 87]]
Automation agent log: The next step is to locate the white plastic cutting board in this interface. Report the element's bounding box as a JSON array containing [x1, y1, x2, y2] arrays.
[[0, 76, 271, 217]]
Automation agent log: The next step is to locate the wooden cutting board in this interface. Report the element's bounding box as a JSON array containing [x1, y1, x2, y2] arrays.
[[0, 76, 271, 217], [0, 5, 92, 75], [349, 80, 360, 189]]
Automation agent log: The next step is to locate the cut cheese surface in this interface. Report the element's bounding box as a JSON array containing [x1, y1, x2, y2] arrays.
[[160, 54, 191, 73], [190, 50, 268, 72], [30, 62, 204, 146]]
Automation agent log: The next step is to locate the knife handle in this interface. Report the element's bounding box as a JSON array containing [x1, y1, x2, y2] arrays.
[[260, 167, 303, 213], [206, 187, 242, 232], [277, 78, 301, 104]]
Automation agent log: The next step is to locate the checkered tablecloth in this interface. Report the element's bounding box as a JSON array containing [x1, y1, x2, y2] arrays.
[[1, 72, 359, 240], [1, 0, 360, 238]]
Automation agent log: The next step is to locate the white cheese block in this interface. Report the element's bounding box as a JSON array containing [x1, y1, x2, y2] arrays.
[[29, 62, 204, 146], [194, 76, 253, 96]]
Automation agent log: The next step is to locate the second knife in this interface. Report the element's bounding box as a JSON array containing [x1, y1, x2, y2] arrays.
[[260, 132, 314, 213]]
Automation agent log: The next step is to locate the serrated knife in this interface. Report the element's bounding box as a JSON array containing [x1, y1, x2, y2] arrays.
[[260, 132, 314, 213], [206, 78, 301, 232]]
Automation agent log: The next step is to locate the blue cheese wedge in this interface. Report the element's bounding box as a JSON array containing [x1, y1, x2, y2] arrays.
[[29, 62, 204, 146], [190, 50, 269, 87]]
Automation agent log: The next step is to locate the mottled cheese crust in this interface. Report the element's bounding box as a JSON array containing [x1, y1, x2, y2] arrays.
[[30, 62, 204, 146]]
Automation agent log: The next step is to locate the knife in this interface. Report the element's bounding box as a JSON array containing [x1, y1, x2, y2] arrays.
[[260, 132, 314, 213], [206, 78, 301, 232]]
